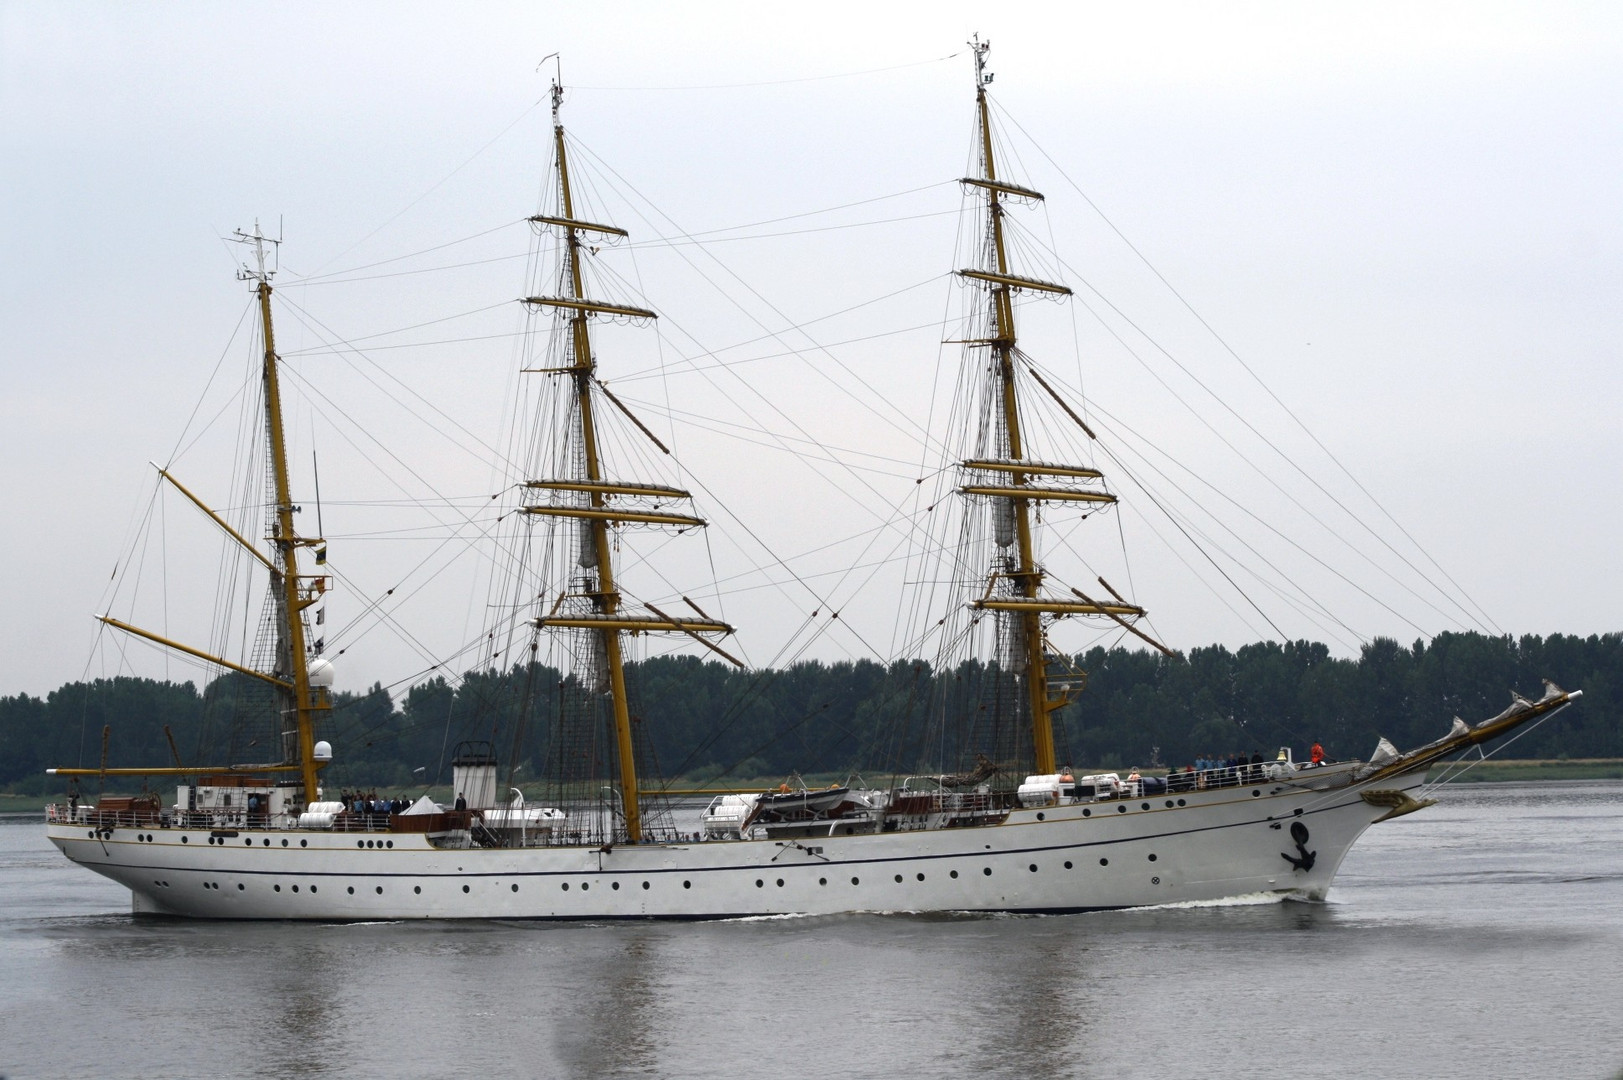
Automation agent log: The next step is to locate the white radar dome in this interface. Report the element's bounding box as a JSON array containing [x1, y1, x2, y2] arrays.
[[312, 740, 333, 761], [308, 657, 335, 688]]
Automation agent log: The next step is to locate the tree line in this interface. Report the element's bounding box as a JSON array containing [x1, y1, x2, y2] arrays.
[[3, 631, 1617, 795]]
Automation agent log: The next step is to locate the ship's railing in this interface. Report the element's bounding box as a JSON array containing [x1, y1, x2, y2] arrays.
[[1161, 761, 1300, 793], [886, 790, 996, 815], [46, 804, 165, 828]]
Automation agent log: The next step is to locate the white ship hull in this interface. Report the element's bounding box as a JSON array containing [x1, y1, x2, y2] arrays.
[[46, 764, 1423, 920]]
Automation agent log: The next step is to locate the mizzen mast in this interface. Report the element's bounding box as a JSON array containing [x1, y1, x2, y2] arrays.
[[522, 79, 733, 844], [239, 225, 331, 806], [957, 38, 1145, 775]]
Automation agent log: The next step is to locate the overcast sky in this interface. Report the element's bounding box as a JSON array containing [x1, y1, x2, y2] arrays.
[[3, 1, 1620, 698]]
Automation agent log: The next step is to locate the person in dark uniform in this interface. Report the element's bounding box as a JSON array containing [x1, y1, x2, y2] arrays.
[[454, 792, 467, 811]]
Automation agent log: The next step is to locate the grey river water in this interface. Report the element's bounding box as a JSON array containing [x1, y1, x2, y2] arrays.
[[2, 781, 1621, 1079]]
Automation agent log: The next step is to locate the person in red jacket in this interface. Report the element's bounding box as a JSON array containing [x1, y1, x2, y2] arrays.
[[1310, 742, 1326, 766]]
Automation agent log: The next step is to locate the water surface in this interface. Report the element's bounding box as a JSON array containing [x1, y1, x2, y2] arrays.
[[2, 782, 1620, 1079]]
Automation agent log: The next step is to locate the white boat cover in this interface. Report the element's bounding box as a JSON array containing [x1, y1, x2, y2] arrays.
[[399, 794, 442, 816]]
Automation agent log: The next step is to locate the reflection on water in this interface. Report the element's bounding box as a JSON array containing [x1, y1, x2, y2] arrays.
[[2, 783, 1622, 1080]]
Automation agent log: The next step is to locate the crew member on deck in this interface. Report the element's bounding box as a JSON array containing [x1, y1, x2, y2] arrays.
[[455, 792, 467, 811], [1310, 742, 1326, 766]]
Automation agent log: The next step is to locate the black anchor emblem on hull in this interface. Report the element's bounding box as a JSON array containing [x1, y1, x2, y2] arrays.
[[1281, 820, 1317, 872]]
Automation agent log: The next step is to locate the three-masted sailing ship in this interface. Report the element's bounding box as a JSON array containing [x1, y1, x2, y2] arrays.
[[45, 44, 1580, 919]]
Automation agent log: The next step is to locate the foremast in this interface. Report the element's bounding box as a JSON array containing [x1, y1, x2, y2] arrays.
[[523, 80, 734, 844], [957, 38, 1148, 775]]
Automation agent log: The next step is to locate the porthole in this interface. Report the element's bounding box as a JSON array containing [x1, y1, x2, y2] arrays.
[[1100, 858, 1109, 866], [1064, 861, 1073, 870], [274, 884, 282, 892], [1152, 876, 1161, 884], [683, 881, 692, 889], [386, 841, 394, 848], [754, 879, 763, 888], [281, 838, 288, 847], [1141, 802, 1150, 811], [347, 886, 355, 894], [462, 884, 471, 894], [1036, 812, 1045, 821], [300, 839, 308, 847], [916, 873, 925, 881], [562, 883, 570, 891], [1117, 806, 1126, 814], [292, 884, 300, 893], [641, 881, 649, 891], [237, 883, 244, 891], [512, 883, 519, 893], [1177, 799, 1186, 807], [375, 886, 383, 895], [1082, 809, 1091, 817], [1148, 853, 1158, 862], [245, 838, 252, 846], [851, 876, 860, 885], [310, 886, 317, 893], [612, 881, 621, 891], [1029, 864, 1038, 873], [819, 877, 827, 886], [950, 870, 959, 879], [263, 838, 271, 846], [357, 841, 365, 849], [415, 886, 422, 894], [181, 836, 188, 843], [1252, 790, 1261, 798], [983, 867, 992, 876], [1165, 801, 1175, 809], [895, 874, 903, 883], [581, 883, 589, 891], [776, 878, 785, 888]]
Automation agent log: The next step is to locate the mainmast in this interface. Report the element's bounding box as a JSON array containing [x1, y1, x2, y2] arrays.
[[956, 38, 1147, 775], [523, 79, 734, 844]]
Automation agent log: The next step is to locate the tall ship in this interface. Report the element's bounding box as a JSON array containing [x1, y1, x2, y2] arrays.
[[45, 43, 1580, 919]]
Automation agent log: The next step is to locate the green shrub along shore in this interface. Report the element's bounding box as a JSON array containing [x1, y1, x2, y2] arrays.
[[3, 631, 1618, 802]]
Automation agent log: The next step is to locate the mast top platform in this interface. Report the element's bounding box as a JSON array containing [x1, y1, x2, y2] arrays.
[[229, 221, 281, 284], [970, 34, 992, 88]]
